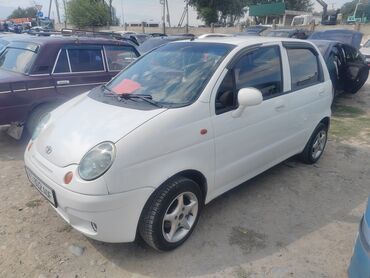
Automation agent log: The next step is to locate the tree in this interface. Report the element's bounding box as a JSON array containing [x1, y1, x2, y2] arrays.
[[285, 0, 313, 12], [189, 0, 249, 25], [67, 0, 110, 28], [7, 7, 37, 19], [341, 0, 370, 20]]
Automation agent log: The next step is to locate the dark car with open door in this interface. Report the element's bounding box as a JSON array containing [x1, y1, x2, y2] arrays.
[[310, 39, 368, 98], [0, 36, 139, 139]]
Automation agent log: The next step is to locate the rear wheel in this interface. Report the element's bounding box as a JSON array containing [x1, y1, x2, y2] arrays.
[[300, 123, 328, 164], [26, 103, 56, 135], [138, 177, 202, 251]]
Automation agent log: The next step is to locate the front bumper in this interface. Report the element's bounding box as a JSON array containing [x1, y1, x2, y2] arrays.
[[348, 217, 370, 278], [24, 145, 154, 243]]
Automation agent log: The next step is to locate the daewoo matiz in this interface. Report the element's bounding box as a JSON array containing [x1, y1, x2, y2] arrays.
[[24, 37, 333, 251]]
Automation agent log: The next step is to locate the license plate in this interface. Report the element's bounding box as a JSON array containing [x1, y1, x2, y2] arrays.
[[26, 167, 57, 207]]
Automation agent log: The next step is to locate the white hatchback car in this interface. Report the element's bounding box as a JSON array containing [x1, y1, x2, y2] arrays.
[[24, 37, 332, 251]]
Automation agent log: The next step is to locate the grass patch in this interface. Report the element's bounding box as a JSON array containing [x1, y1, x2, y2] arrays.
[[330, 117, 370, 140], [332, 104, 365, 118]]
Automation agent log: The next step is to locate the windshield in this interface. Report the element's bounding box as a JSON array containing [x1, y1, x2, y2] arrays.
[[364, 40, 370, 48], [0, 47, 36, 74], [104, 42, 234, 107]]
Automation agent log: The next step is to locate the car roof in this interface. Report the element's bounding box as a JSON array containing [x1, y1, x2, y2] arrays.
[[5, 35, 134, 47], [179, 36, 312, 46]]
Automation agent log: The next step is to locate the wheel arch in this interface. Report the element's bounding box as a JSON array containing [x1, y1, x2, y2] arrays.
[[320, 116, 330, 129]]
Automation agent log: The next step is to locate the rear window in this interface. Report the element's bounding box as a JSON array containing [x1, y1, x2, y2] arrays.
[[0, 47, 36, 74], [105, 45, 138, 71], [68, 48, 104, 72], [287, 48, 320, 90]]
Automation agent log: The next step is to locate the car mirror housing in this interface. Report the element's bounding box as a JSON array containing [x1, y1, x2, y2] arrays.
[[232, 88, 263, 118]]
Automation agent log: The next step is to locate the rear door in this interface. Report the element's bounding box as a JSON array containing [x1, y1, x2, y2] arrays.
[[52, 45, 109, 99]]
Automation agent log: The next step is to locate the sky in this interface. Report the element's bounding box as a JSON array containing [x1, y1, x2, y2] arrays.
[[0, 0, 351, 24], [0, 0, 203, 26]]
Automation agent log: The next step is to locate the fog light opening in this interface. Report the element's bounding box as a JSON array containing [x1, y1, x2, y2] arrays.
[[64, 171, 73, 185], [91, 222, 98, 232]]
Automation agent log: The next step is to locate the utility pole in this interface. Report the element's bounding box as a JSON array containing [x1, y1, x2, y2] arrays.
[[62, 0, 67, 28], [121, 0, 124, 26], [55, 0, 61, 24], [165, 0, 171, 28], [186, 0, 189, 33], [48, 0, 53, 18], [160, 0, 166, 34]]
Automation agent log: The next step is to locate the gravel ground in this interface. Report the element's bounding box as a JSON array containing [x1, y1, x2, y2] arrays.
[[0, 82, 370, 278]]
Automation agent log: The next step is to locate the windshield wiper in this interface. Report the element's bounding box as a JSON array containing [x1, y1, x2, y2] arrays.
[[121, 94, 163, 108]]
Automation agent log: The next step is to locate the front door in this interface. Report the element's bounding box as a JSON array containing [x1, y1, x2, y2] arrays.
[[211, 44, 296, 195], [52, 47, 109, 100]]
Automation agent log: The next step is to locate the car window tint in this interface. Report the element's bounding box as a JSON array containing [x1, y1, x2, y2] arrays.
[[54, 49, 70, 73], [234, 46, 283, 98], [287, 48, 319, 90], [68, 48, 104, 72], [0, 48, 36, 74], [105, 45, 138, 71], [215, 70, 236, 114]]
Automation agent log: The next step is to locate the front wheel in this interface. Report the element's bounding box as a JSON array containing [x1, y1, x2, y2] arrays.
[[138, 177, 202, 251], [300, 123, 328, 164]]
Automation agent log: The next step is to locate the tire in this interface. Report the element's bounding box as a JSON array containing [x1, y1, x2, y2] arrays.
[[26, 103, 56, 135], [138, 177, 203, 251], [300, 122, 328, 164], [347, 68, 369, 95]]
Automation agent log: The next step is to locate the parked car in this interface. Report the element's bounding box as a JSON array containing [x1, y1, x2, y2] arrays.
[[24, 37, 332, 251], [310, 40, 368, 96], [243, 25, 268, 35], [198, 33, 232, 39], [267, 28, 310, 39], [0, 36, 140, 138], [137, 35, 192, 54], [121, 33, 150, 45], [309, 29, 363, 49], [348, 196, 370, 278], [359, 39, 370, 66]]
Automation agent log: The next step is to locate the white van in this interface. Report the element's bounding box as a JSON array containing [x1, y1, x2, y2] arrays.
[[24, 37, 332, 251]]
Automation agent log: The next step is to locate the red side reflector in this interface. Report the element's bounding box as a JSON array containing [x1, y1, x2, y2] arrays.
[[200, 129, 208, 135], [64, 171, 73, 185]]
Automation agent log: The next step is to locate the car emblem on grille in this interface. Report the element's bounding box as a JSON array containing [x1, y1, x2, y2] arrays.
[[45, 146, 52, 155]]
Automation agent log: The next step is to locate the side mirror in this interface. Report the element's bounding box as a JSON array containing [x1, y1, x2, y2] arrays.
[[360, 43, 364, 48], [232, 88, 263, 118]]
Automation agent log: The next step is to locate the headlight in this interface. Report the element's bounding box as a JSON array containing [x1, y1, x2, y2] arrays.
[[78, 142, 116, 181], [32, 113, 51, 140]]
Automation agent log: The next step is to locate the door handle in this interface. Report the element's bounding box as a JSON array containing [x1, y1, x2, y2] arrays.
[[57, 80, 70, 85]]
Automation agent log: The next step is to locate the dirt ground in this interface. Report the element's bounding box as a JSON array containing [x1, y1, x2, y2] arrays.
[[1, 82, 370, 278]]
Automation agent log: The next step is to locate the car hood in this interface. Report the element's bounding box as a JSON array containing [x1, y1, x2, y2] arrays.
[[360, 47, 370, 56], [35, 93, 167, 167]]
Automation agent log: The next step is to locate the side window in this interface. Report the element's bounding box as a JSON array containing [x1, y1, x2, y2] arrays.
[[53, 49, 70, 73], [287, 48, 320, 90], [215, 46, 283, 115], [67, 48, 104, 72], [215, 70, 236, 114], [234, 46, 283, 99], [105, 45, 138, 71]]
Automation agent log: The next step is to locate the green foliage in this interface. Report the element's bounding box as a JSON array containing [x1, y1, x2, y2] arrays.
[[189, 0, 313, 25], [67, 0, 111, 28], [189, 0, 249, 25], [8, 7, 37, 19], [341, 0, 370, 20]]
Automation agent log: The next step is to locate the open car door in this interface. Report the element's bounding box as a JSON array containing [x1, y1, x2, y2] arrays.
[[342, 44, 369, 94]]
